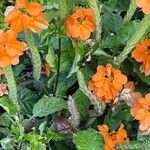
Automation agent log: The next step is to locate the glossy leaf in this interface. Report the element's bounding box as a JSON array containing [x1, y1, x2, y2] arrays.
[[33, 96, 67, 117], [73, 129, 104, 150]]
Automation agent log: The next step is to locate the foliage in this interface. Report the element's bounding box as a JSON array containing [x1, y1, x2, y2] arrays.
[[0, 0, 150, 150]]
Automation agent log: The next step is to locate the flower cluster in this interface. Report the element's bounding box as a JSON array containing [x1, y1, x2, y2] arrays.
[[88, 64, 128, 103], [0, 0, 49, 68], [65, 8, 95, 40], [132, 39, 150, 76], [5, 0, 48, 32], [131, 94, 150, 134], [98, 124, 128, 150]]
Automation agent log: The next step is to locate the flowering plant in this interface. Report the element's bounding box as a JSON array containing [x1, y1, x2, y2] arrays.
[[0, 0, 150, 150]]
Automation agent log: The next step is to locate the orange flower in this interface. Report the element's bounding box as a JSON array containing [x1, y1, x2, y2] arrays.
[[131, 93, 150, 134], [41, 63, 51, 77], [0, 84, 8, 96], [135, 0, 150, 14], [88, 64, 128, 103], [4, 0, 48, 32], [0, 30, 27, 67], [132, 39, 150, 76], [98, 124, 128, 150], [65, 8, 95, 40]]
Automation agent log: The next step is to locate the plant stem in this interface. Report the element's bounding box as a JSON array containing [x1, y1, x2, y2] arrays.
[[124, 0, 136, 24], [25, 31, 41, 80], [53, 38, 61, 96], [3, 65, 19, 109], [116, 15, 150, 64]]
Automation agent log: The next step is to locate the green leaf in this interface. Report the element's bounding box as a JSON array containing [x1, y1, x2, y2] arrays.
[[0, 127, 10, 135], [53, 141, 70, 150], [17, 86, 39, 114], [102, 13, 123, 33], [33, 96, 67, 117], [73, 90, 90, 120], [50, 36, 72, 51], [0, 138, 15, 150], [104, 104, 133, 131], [46, 130, 65, 141], [77, 70, 106, 115], [55, 72, 76, 96], [0, 113, 11, 127], [102, 0, 130, 13], [101, 21, 139, 51], [67, 51, 81, 78], [60, 51, 73, 72], [0, 10, 5, 29], [116, 21, 139, 45], [13, 64, 26, 77], [46, 46, 57, 72], [77, 70, 89, 94], [0, 97, 17, 116], [39, 121, 47, 135], [73, 129, 104, 150], [45, 0, 59, 10], [34, 143, 46, 150], [45, 9, 59, 21]]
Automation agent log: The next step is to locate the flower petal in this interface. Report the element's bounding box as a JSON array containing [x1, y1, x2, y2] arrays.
[[26, 2, 44, 16]]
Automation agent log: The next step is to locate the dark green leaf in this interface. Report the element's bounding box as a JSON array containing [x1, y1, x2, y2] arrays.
[[17, 86, 39, 114], [46, 46, 57, 72], [0, 97, 17, 116], [73, 129, 104, 150], [102, 13, 123, 33], [33, 96, 67, 117], [46, 130, 65, 141], [73, 90, 90, 120], [0, 138, 15, 150]]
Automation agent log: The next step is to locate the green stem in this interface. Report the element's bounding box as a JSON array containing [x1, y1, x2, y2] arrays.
[[116, 15, 150, 64], [124, 0, 136, 24], [3, 65, 19, 108], [25, 31, 41, 80]]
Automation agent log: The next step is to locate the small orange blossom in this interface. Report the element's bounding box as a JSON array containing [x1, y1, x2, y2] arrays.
[[88, 64, 128, 103], [132, 39, 150, 76], [98, 124, 128, 150], [0, 30, 27, 67], [131, 93, 150, 134], [65, 8, 95, 40]]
